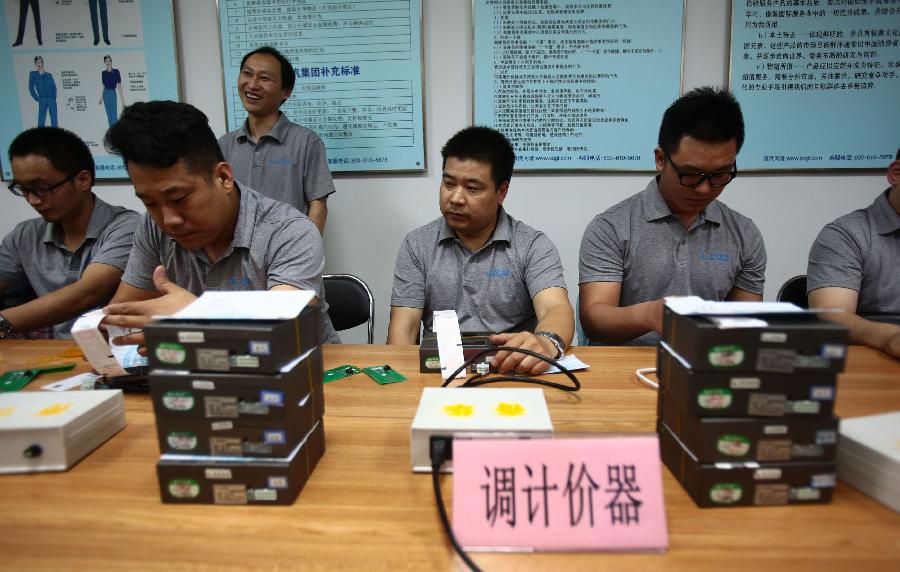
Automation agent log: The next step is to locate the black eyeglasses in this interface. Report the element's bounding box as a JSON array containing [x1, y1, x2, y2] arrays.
[[8, 174, 76, 198], [665, 152, 737, 188]]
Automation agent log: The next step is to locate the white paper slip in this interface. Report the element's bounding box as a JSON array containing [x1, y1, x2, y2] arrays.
[[665, 296, 805, 316], [544, 354, 590, 374], [107, 325, 148, 368], [708, 317, 770, 329], [433, 310, 466, 380], [42, 373, 101, 392], [167, 290, 315, 320]]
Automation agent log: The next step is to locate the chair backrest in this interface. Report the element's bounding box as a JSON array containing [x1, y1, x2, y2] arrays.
[[777, 274, 809, 308], [323, 274, 375, 343]]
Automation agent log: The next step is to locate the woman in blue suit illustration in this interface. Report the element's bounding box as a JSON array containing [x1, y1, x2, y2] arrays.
[[99, 55, 125, 126]]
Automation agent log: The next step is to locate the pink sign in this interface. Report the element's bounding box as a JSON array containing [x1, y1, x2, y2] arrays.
[[452, 436, 668, 552]]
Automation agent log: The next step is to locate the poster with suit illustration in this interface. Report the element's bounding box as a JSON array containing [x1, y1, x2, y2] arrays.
[[0, 0, 179, 180]]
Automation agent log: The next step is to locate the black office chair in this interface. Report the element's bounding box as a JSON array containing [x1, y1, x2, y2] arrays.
[[323, 274, 375, 343], [777, 275, 809, 308]]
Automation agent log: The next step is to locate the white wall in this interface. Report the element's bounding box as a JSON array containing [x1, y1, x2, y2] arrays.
[[0, 0, 886, 344]]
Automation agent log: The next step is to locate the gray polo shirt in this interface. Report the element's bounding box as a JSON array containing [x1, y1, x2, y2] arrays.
[[218, 113, 335, 213], [807, 189, 900, 325], [391, 208, 567, 335], [579, 177, 766, 345], [0, 195, 139, 338], [121, 185, 340, 343]]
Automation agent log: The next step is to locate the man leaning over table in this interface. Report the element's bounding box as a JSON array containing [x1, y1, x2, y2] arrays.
[[579, 87, 766, 346], [386, 126, 574, 375], [0, 127, 138, 339], [807, 148, 900, 359], [101, 100, 339, 348]]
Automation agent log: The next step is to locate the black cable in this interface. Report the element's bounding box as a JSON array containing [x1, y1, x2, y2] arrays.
[[440, 346, 580, 392], [430, 436, 482, 572]]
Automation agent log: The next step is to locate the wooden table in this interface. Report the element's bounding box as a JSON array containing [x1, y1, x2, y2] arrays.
[[1, 342, 898, 571]]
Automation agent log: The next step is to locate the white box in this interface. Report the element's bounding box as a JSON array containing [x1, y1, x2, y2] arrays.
[[837, 410, 900, 513], [410, 388, 553, 473], [0, 390, 126, 473]]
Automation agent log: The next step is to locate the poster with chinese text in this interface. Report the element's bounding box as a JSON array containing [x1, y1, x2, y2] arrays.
[[0, 0, 180, 180], [730, 0, 900, 170], [218, 0, 426, 173], [473, 0, 684, 171]]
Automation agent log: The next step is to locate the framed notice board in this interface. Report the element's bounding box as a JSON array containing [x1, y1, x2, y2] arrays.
[[219, 0, 426, 173], [730, 0, 900, 170], [473, 0, 684, 171], [0, 0, 179, 180]]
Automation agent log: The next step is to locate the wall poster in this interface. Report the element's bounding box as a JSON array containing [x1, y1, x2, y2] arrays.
[[0, 0, 180, 180], [219, 0, 426, 173], [731, 0, 900, 170], [473, 0, 684, 171]]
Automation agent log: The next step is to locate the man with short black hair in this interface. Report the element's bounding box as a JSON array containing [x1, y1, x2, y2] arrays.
[[0, 127, 139, 338], [387, 126, 574, 374], [807, 149, 900, 359], [579, 87, 766, 345], [219, 46, 335, 233], [102, 100, 339, 346]]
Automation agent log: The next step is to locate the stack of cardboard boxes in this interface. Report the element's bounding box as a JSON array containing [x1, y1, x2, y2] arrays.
[[657, 303, 848, 508], [144, 306, 325, 505]]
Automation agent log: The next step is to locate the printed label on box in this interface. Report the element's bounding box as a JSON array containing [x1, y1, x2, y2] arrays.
[[197, 349, 230, 371], [213, 484, 248, 505], [730, 377, 761, 390], [249, 341, 271, 355], [178, 331, 205, 344], [755, 483, 789, 506], [205, 468, 232, 480]]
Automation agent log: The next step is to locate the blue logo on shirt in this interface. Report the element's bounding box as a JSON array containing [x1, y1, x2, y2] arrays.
[[698, 252, 730, 262], [268, 157, 292, 166], [226, 276, 253, 289], [486, 268, 511, 278]]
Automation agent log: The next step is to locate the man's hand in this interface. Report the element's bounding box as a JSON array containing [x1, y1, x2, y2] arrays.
[[103, 266, 196, 349], [883, 331, 900, 359], [489, 331, 559, 375]]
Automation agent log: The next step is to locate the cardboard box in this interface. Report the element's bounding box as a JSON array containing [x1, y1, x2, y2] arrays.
[[157, 420, 325, 505], [150, 346, 323, 420], [657, 341, 837, 418], [144, 306, 320, 374], [659, 390, 838, 462], [659, 422, 835, 508], [419, 332, 497, 373], [0, 390, 126, 473], [661, 307, 847, 374]]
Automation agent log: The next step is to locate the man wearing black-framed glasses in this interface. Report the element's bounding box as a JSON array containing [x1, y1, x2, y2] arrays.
[[0, 127, 139, 339], [578, 87, 766, 345]]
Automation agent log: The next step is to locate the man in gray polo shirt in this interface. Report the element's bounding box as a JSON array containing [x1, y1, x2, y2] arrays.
[[387, 126, 574, 374], [579, 87, 766, 345], [218, 46, 335, 234], [101, 101, 339, 346], [807, 149, 900, 358], [0, 127, 138, 339]]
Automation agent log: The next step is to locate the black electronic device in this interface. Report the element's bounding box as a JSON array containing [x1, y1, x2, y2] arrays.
[[419, 332, 498, 373]]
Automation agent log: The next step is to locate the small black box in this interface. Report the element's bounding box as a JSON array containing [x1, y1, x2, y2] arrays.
[[150, 345, 323, 426], [144, 306, 320, 374], [659, 422, 835, 508], [661, 307, 848, 374], [657, 342, 837, 418], [157, 420, 325, 505], [659, 390, 838, 462], [419, 332, 497, 373]]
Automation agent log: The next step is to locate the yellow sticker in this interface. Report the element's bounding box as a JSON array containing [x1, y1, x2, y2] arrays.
[[35, 403, 72, 416], [496, 402, 525, 416], [0, 406, 13, 417], [443, 403, 474, 417]]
